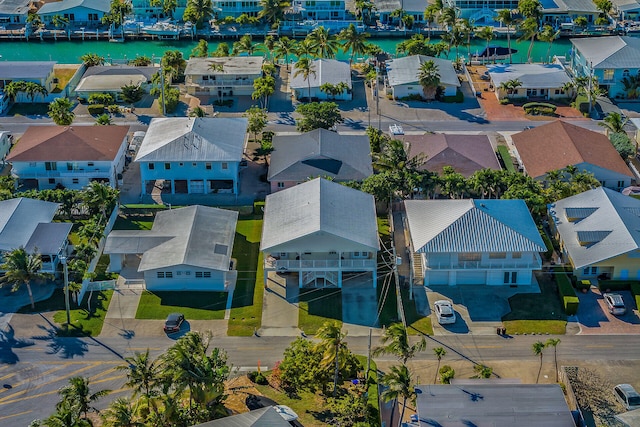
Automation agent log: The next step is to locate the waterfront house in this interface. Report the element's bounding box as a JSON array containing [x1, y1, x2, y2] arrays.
[[105, 205, 238, 291], [375, 0, 427, 24], [37, 0, 110, 26], [487, 63, 572, 100], [0, 198, 72, 274], [132, 0, 187, 21], [7, 125, 129, 190], [0, 0, 32, 24], [385, 55, 460, 99], [211, 0, 261, 19], [290, 59, 352, 101], [0, 61, 57, 113], [74, 65, 158, 102], [261, 178, 379, 288], [135, 117, 247, 195], [184, 56, 263, 97], [512, 120, 633, 190], [549, 187, 640, 281], [404, 134, 501, 177], [612, 0, 640, 21], [570, 36, 640, 99], [541, 0, 600, 28], [291, 0, 346, 20], [268, 129, 373, 193], [405, 199, 545, 286], [0, 132, 12, 162]]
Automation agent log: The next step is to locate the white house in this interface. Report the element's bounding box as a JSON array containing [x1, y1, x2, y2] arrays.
[[104, 206, 238, 291], [132, 0, 188, 21], [184, 56, 263, 97], [291, 0, 346, 20], [405, 199, 546, 286], [211, 0, 261, 18], [386, 55, 460, 99], [0, 198, 72, 274], [375, 0, 427, 24], [488, 63, 572, 100], [7, 125, 129, 190], [261, 178, 379, 288], [290, 59, 352, 101], [74, 65, 158, 102], [135, 117, 247, 195], [0, 132, 13, 162], [37, 0, 110, 26], [0, 61, 57, 113]]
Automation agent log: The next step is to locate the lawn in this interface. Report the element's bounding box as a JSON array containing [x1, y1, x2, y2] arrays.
[[8, 103, 49, 116], [52, 66, 79, 92], [18, 286, 66, 314], [135, 291, 227, 320], [502, 271, 567, 335], [53, 290, 113, 337], [112, 215, 154, 230], [298, 288, 343, 335], [377, 279, 433, 336]]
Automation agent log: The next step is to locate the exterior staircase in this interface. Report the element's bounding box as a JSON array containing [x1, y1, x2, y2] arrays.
[[412, 253, 424, 285], [303, 271, 338, 287]]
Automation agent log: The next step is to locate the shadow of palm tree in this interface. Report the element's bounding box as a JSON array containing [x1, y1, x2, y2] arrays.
[[31, 324, 89, 359], [0, 325, 34, 364]]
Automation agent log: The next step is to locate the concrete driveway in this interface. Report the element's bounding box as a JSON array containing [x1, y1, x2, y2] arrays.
[[341, 274, 378, 330], [576, 287, 640, 335]]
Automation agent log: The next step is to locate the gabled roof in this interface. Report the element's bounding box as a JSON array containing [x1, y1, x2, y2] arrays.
[[135, 117, 247, 163], [543, 0, 599, 12], [405, 199, 546, 253], [38, 0, 110, 14], [76, 65, 158, 93], [105, 205, 238, 272], [268, 129, 372, 182], [611, 0, 640, 13], [0, 0, 32, 15], [549, 187, 640, 269], [261, 178, 379, 252], [374, 0, 428, 13], [290, 59, 352, 90], [7, 125, 129, 162], [487, 63, 571, 89], [192, 407, 291, 427], [0, 61, 56, 80], [404, 134, 500, 177], [0, 198, 60, 252], [570, 36, 640, 69], [386, 55, 460, 88], [512, 121, 633, 179], [25, 223, 73, 255], [185, 56, 264, 76]]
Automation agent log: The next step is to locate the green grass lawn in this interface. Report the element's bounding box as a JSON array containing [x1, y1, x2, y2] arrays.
[[298, 288, 343, 335], [8, 103, 50, 116], [228, 217, 264, 336], [17, 286, 66, 314], [53, 290, 113, 337], [112, 215, 154, 230], [135, 291, 227, 320]]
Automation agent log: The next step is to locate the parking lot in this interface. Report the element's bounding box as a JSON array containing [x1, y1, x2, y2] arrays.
[[576, 287, 640, 335]]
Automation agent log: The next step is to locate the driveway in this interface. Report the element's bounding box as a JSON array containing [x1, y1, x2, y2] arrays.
[[576, 287, 640, 335], [341, 273, 378, 331]]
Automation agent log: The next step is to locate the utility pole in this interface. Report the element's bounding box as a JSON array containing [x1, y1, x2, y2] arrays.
[[60, 255, 70, 326], [160, 68, 167, 116], [587, 60, 593, 117], [377, 69, 381, 131], [366, 328, 372, 379]]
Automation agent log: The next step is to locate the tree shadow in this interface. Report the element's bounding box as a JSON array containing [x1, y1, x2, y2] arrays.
[[0, 325, 35, 365], [31, 324, 89, 359]]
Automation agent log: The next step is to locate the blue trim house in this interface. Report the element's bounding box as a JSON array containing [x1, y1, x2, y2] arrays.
[[37, 0, 110, 26]]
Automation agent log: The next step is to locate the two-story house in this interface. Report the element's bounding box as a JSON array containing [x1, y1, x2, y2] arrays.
[[541, 0, 600, 28], [135, 117, 247, 195], [0, 61, 57, 114], [7, 125, 129, 190], [211, 0, 261, 18], [261, 178, 379, 288], [290, 59, 352, 101], [37, 0, 110, 26], [292, 0, 346, 20], [131, 0, 188, 21], [405, 199, 546, 286], [375, 0, 427, 24], [184, 56, 263, 97]]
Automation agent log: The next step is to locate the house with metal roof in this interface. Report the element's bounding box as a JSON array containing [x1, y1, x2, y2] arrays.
[[374, 0, 428, 24], [135, 117, 247, 195], [7, 125, 129, 190], [487, 63, 572, 100], [104, 205, 238, 291], [0, 198, 72, 274], [549, 187, 640, 281], [268, 129, 373, 193], [540, 0, 600, 28], [0, 0, 33, 24], [0, 61, 57, 113], [184, 56, 264, 97], [37, 0, 110, 26], [261, 178, 379, 288], [512, 121, 633, 190], [74, 65, 158, 102], [612, 0, 640, 21], [405, 199, 546, 286], [290, 59, 352, 101], [192, 406, 291, 427], [570, 36, 640, 98], [385, 55, 460, 99]]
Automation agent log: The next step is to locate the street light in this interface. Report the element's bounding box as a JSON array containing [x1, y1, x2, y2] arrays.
[[60, 255, 71, 326]]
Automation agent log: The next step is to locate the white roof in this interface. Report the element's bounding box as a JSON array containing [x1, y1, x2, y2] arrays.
[[261, 178, 379, 252], [405, 199, 546, 253], [488, 63, 571, 89], [290, 59, 352, 90], [38, 0, 110, 14], [185, 56, 264, 76], [386, 55, 460, 88], [550, 187, 640, 269], [0, 198, 60, 252], [570, 36, 640, 69], [0, 61, 55, 80], [135, 117, 247, 162]]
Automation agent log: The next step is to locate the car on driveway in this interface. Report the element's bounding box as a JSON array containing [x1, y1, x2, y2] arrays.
[[434, 300, 456, 325], [163, 312, 185, 333], [614, 384, 640, 410], [603, 293, 626, 315]]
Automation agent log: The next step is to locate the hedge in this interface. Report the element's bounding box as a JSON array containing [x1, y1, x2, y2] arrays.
[[632, 283, 640, 310], [522, 102, 556, 109], [87, 104, 105, 115], [497, 146, 516, 172], [538, 226, 554, 261], [253, 200, 265, 215], [555, 267, 579, 315], [597, 280, 639, 292], [523, 102, 557, 116]]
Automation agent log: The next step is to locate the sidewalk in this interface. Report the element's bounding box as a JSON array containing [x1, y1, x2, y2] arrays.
[[259, 272, 301, 337]]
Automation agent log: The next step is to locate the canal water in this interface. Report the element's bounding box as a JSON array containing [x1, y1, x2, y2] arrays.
[[0, 36, 571, 64]]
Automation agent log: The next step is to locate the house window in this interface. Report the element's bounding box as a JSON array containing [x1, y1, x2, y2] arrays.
[[196, 272, 203, 278], [603, 69, 614, 81], [512, 252, 522, 259], [72, 178, 79, 184], [203, 271, 211, 278], [164, 163, 171, 170], [179, 162, 184, 167], [148, 163, 155, 170], [177, 271, 182, 276], [353, 251, 369, 258], [277, 182, 285, 188], [157, 272, 165, 278], [583, 266, 598, 275], [45, 162, 57, 171], [618, 180, 625, 188], [222, 162, 228, 170], [48, 178, 55, 184], [623, 69, 630, 77], [526, 88, 537, 97], [67, 162, 78, 171], [511, 272, 517, 283], [202, 75, 209, 80], [206, 163, 212, 170], [554, 89, 560, 94], [88, 162, 94, 167], [459, 253, 481, 261], [192, 163, 197, 167], [503, 272, 517, 283], [489, 252, 506, 259], [329, 251, 337, 255], [165, 271, 173, 278]]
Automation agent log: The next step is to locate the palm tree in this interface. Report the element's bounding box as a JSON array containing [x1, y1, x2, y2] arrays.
[[532, 341, 545, 383], [80, 53, 105, 67], [545, 338, 561, 382], [295, 38, 317, 58], [189, 106, 206, 117], [418, 59, 440, 100], [476, 26, 495, 63], [315, 321, 347, 396], [101, 398, 143, 427], [499, 78, 522, 99], [293, 57, 317, 101], [338, 23, 369, 65], [355, 0, 375, 24], [161, 50, 186, 81], [424, 4, 439, 38], [496, 9, 515, 63], [261, 34, 276, 61], [380, 364, 415, 427], [1, 247, 44, 309], [518, 17, 539, 63], [183, 0, 213, 28], [95, 114, 112, 125], [307, 26, 340, 58], [538, 24, 560, 63], [457, 18, 474, 65], [433, 347, 446, 383], [48, 97, 75, 126], [58, 376, 110, 418], [233, 34, 257, 56], [43, 400, 92, 427], [373, 323, 426, 365], [82, 181, 119, 219], [117, 350, 161, 412], [274, 36, 296, 70], [438, 7, 457, 30], [599, 111, 627, 134], [258, 0, 289, 24]]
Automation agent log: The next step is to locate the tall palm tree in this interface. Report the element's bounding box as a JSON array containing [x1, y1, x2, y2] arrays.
[[293, 57, 317, 101], [295, 38, 317, 58], [117, 350, 161, 413], [338, 23, 369, 65], [274, 36, 296, 70], [43, 399, 92, 427], [80, 53, 105, 67], [532, 341, 545, 384], [424, 4, 439, 38], [518, 0, 542, 62], [101, 398, 143, 427], [258, 0, 289, 24], [233, 34, 257, 56], [161, 50, 186, 81], [433, 347, 446, 383], [82, 181, 119, 219], [545, 338, 561, 383], [457, 18, 475, 65], [599, 111, 627, 134], [438, 6, 457, 30], [315, 321, 347, 396], [48, 98, 75, 126], [380, 364, 415, 427], [183, 0, 213, 28], [261, 34, 276, 61], [58, 376, 110, 419], [538, 24, 560, 63], [496, 9, 515, 63], [476, 26, 495, 63], [355, 0, 375, 24], [418, 59, 440, 100], [373, 323, 426, 365], [306, 26, 340, 58], [1, 247, 44, 309]]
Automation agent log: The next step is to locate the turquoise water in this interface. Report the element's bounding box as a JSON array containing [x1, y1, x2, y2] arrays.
[[0, 36, 571, 63]]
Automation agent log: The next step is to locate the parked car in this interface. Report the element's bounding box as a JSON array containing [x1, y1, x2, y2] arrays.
[[163, 312, 185, 333], [603, 293, 626, 315], [614, 384, 640, 410], [434, 300, 456, 325]]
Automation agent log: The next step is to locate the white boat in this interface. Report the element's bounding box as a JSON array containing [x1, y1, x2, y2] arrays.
[[389, 124, 404, 135]]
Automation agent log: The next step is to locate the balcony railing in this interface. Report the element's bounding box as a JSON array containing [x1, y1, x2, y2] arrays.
[[265, 258, 376, 270], [187, 80, 255, 87], [13, 169, 111, 179], [425, 260, 541, 270]]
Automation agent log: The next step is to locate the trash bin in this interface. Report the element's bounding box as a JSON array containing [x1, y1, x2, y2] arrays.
[[497, 327, 502, 335]]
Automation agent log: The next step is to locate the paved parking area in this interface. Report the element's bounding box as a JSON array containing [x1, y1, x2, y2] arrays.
[[576, 288, 640, 335], [342, 274, 377, 330]]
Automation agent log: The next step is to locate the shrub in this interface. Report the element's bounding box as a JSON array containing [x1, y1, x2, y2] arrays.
[[523, 102, 557, 116], [499, 98, 509, 105], [253, 200, 265, 215], [538, 226, 554, 261], [631, 283, 640, 309], [248, 371, 269, 385], [496, 145, 515, 172], [439, 365, 455, 384], [442, 90, 464, 103], [213, 99, 233, 107], [555, 267, 579, 315], [399, 93, 423, 101], [87, 104, 105, 115], [107, 104, 120, 114], [88, 93, 114, 105], [597, 280, 637, 292]]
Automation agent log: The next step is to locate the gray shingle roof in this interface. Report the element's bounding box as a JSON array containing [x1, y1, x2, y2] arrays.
[[105, 205, 238, 272], [268, 129, 372, 182], [544, 0, 599, 12], [261, 178, 379, 252], [135, 117, 247, 163], [290, 59, 352, 90], [570, 36, 640, 68], [386, 55, 460, 88], [185, 56, 264, 76], [0, 198, 60, 252], [374, 0, 428, 12], [611, 0, 640, 12], [0, 0, 32, 15], [25, 223, 73, 255], [0, 61, 56, 80], [488, 63, 571, 89], [192, 407, 291, 427], [38, 0, 110, 14], [550, 187, 640, 269], [405, 199, 546, 253]]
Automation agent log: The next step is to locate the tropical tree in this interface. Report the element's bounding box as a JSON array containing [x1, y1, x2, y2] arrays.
[[599, 111, 628, 134], [594, 0, 612, 24], [380, 364, 415, 427], [95, 114, 113, 125], [274, 36, 296, 70], [258, 0, 289, 24], [183, 0, 213, 28], [295, 38, 317, 58], [82, 181, 119, 219], [538, 24, 560, 62], [532, 340, 545, 383], [48, 98, 75, 125], [233, 34, 257, 56], [338, 23, 369, 65], [418, 59, 440, 100], [101, 398, 143, 427], [476, 26, 495, 63], [190, 39, 209, 57], [189, 106, 206, 117], [373, 323, 426, 365], [295, 102, 343, 131], [117, 350, 161, 413], [51, 15, 70, 31], [438, 6, 457, 30], [43, 400, 92, 427], [496, 9, 515, 63], [160, 50, 187, 81], [433, 347, 446, 383], [1, 247, 44, 309], [293, 57, 317, 101], [150, 0, 178, 18], [355, 0, 375, 24], [129, 55, 152, 66], [315, 322, 348, 396], [498, 78, 522, 99], [545, 338, 561, 382], [211, 42, 230, 57], [121, 84, 144, 105], [261, 35, 276, 61], [80, 53, 105, 67], [252, 75, 276, 108], [307, 26, 340, 58], [517, 0, 542, 62], [574, 15, 588, 30], [244, 106, 268, 141], [457, 18, 475, 64], [424, 4, 439, 38], [58, 376, 110, 418]]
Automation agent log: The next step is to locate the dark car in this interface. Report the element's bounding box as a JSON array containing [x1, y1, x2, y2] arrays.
[[163, 312, 185, 333]]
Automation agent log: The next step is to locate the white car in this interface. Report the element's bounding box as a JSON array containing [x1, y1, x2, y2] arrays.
[[434, 300, 456, 325]]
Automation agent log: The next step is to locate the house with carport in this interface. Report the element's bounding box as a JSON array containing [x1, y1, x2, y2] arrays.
[[549, 187, 640, 281], [184, 56, 263, 97], [0, 61, 57, 113], [261, 178, 379, 288], [104, 205, 238, 291], [385, 55, 460, 99], [74, 65, 158, 102], [290, 59, 352, 101], [487, 63, 571, 100], [405, 199, 546, 286]]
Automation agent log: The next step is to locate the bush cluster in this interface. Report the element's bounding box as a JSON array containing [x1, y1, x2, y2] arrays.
[[523, 102, 557, 116], [87, 104, 105, 115], [555, 267, 579, 315]]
